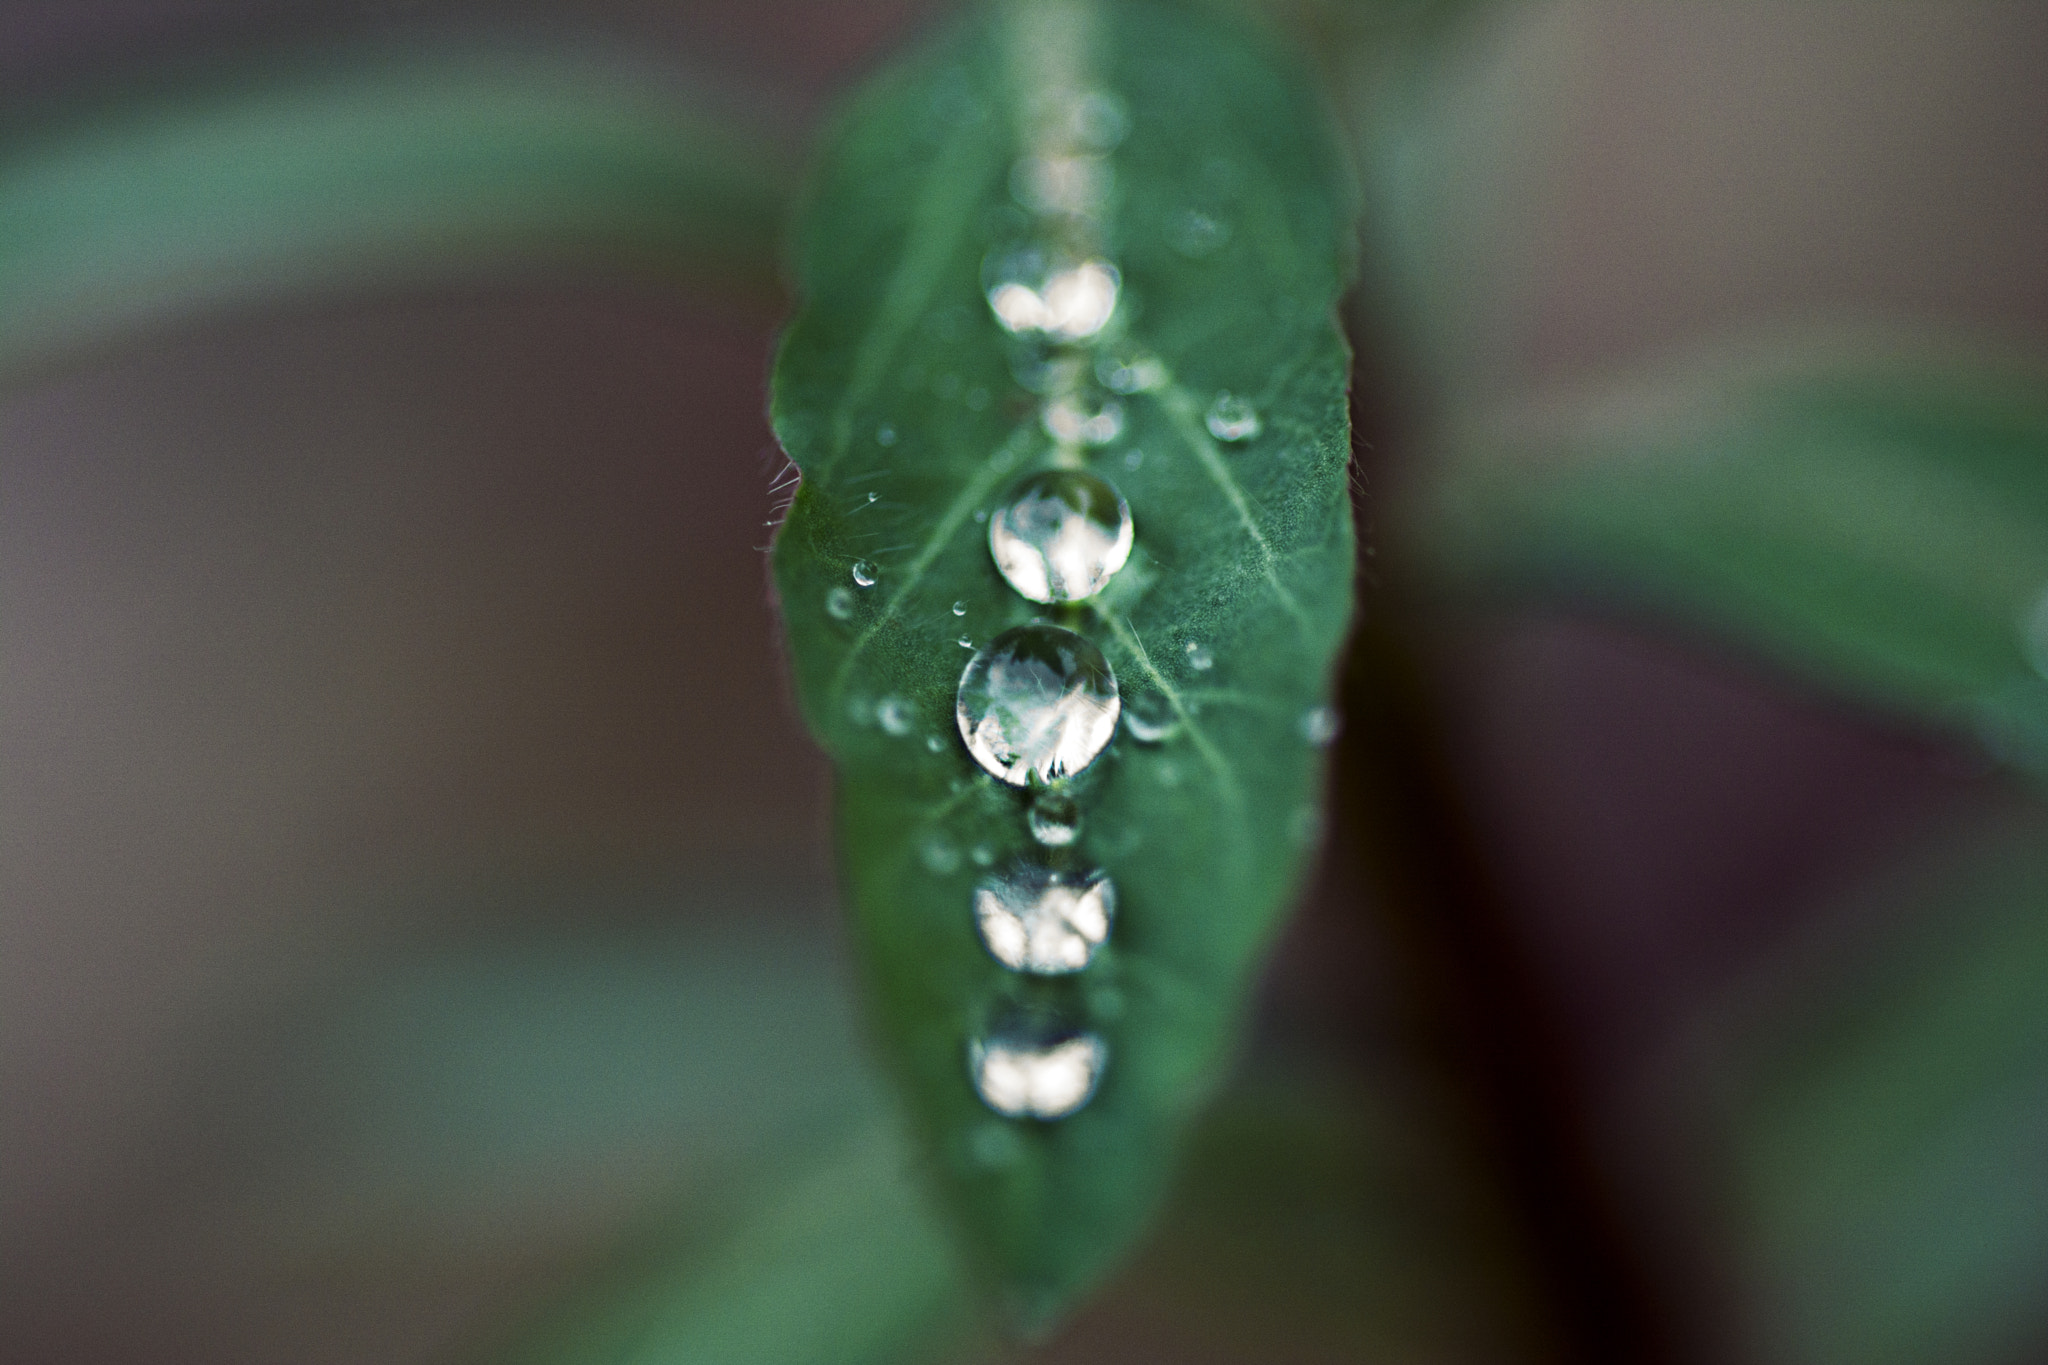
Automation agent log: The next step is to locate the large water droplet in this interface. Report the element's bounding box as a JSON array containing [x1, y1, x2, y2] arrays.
[[825, 586, 855, 621], [1041, 395, 1124, 446], [989, 470, 1134, 604], [1205, 393, 1261, 442], [851, 560, 878, 588], [1027, 790, 1082, 847], [956, 624, 1120, 786], [1301, 705, 1340, 747], [969, 1017, 1106, 1119], [974, 860, 1112, 973], [986, 252, 1119, 341]]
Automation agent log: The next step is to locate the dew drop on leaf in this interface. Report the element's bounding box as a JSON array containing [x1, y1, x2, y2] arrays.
[[1183, 639, 1214, 671], [1027, 790, 1083, 847], [825, 586, 855, 621], [921, 836, 962, 876], [877, 695, 913, 736], [952, 600, 968, 616], [1120, 694, 1176, 744], [969, 1018, 1106, 1120], [1097, 350, 1166, 395], [852, 559, 878, 588], [1041, 395, 1125, 446], [974, 860, 1112, 973], [959, 634, 976, 649], [1123, 447, 1145, 471], [926, 734, 946, 753], [1300, 705, 1340, 747], [1204, 392, 1261, 442], [985, 250, 1120, 341], [956, 624, 1120, 786], [1069, 90, 1130, 151], [876, 423, 898, 446], [989, 470, 1134, 603]]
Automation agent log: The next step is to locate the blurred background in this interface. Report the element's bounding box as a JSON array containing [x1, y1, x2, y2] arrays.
[[4, 3, 2046, 1362]]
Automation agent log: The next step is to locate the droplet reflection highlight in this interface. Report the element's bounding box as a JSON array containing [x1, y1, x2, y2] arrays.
[[969, 1026, 1106, 1120], [974, 861, 1113, 972]]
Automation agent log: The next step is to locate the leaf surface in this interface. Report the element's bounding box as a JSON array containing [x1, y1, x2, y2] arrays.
[[1404, 339, 2048, 777], [769, 0, 1357, 1324]]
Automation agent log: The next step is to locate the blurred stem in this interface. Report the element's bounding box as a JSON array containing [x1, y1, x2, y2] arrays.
[[1337, 344, 1680, 1362]]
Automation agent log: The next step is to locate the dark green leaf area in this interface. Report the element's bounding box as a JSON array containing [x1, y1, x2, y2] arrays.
[[771, 0, 1356, 1325], [1409, 345, 2048, 777]]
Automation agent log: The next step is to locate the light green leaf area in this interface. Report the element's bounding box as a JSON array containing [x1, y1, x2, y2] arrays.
[[1709, 814, 2048, 1365], [770, 0, 1356, 1324], [1405, 342, 2048, 775], [0, 47, 795, 379]]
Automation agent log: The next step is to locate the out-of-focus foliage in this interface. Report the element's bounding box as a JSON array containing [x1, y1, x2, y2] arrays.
[[1402, 339, 2048, 778], [770, 0, 1356, 1325], [0, 48, 795, 379], [1699, 812, 2048, 1364]]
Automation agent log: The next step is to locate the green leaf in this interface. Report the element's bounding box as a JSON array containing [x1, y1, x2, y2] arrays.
[[768, 0, 1357, 1327], [1403, 337, 2048, 776], [1703, 813, 2048, 1364], [0, 47, 796, 379]]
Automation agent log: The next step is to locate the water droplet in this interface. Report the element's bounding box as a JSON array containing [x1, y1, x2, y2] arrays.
[[1097, 350, 1166, 394], [851, 560, 878, 588], [876, 423, 898, 446], [1070, 90, 1130, 150], [1205, 393, 1261, 442], [971, 843, 996, 867], [958, 634, 975, 649], [956, 624, 1120, 786], [1042, 395, 1124, 446], [1011, 153, 1110, 216], [975, 860, 1112, 972], [877, 695, 913, 737], [1167, 207, 1231, 258], [1301, 705, 1341, 747], [1027, 791, 1083, 847], [926, 734, 946, 753], [1155, 760, 1183, 787], [969, 1015, 1106, 1119], [1121, 694, 1177, 744], [989, 470, 1134, 604], [825, 586, 855, 621], [973, 509, 990, 524], [1123, 448, 1145, 471], [921, 836, 961, 875], [985, 252, 1119, 341], [1184, 640, 1214, 671], [952, 600, 968, 616], [865, 491, 879, 504]]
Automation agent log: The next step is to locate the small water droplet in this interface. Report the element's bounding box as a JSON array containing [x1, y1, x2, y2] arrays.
[[971, 843, 996, 867], [958, 634, 975, 649], [1011, 153, 1110, 216], [989, 470, 1134, 604], [969, 1015, 1106, 1119], [1042, 395, 1124, 446], [973, 509, 990, 524], [1027, 791, 1083, 847], [956, 624, 1120, 786], [1097, 350, 1166, 394], [865, 491, 879, 504], [1205, 393, 1261, 442], [1301, 705, 1341, 747], [1123, 447, 1145, 471], [1121, 694, 1177, 744], [877, 695, 913, 737], [1155, 760, 1183, 787], [926, 734, 946, 753], [852, 560, 878, 588], [975, 860, 1112, 972], [825, 586, 855, 621], [921, 836, 961, 875], [876, 423, 898, 446], [1070, 90, 1130, 150], [952, 600, 968, 616], [985, 251, 1119, 341], [1184, 640, 1214, 671], [1167, 207, 1231, 258]]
